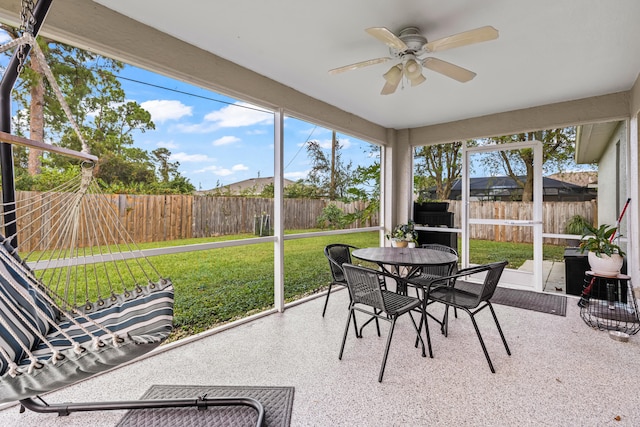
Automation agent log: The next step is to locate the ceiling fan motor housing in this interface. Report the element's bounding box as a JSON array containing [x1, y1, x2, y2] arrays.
[[390, 27, 428, 57]]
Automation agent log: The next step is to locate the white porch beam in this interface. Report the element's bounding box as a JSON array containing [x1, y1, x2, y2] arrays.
[[409, 92, 630, 146], [273, 108, 284, 312]]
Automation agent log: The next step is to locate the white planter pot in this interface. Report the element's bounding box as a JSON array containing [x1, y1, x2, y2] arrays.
[[588, 252, 623, 276], [391, 239, 408, 248]]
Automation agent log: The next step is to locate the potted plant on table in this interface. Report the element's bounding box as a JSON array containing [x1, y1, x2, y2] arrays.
[[579, 223, 625, 276], [386, 221, 418, 248]]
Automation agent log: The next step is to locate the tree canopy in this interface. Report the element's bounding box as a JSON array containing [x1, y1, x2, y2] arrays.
[[1, 28, 194, 194]]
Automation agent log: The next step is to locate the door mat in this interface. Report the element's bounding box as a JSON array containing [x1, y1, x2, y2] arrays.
[[458, 281, 567, 316], [116, 385, 294, 427]]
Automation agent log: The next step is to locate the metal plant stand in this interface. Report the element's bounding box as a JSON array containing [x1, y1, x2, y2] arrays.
[[578, 271, 640, 335]]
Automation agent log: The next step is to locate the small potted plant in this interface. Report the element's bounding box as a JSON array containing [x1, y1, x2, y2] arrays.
[[386, 221, 418, 248], [564, 214, 590, 247], [579, 223, 625, 276]]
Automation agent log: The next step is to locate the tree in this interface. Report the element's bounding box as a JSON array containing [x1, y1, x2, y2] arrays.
[[151, 147, 179, 183], [305, 138, 353, 200], [482, 128, 576, 201], [414, 141, 467, 200], [1, 28, 195, 194]]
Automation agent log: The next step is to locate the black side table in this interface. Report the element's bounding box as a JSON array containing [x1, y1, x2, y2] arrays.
[[578, 271, 640, 335]]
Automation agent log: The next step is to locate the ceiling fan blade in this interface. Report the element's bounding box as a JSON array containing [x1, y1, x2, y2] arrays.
[[409, 73, 426, 87], [381, 64, 403, 95], [366, 27, 408, 51], [424, 25, 498, 53], [422, 57, 476, 82], [328, 57, 391, 74]]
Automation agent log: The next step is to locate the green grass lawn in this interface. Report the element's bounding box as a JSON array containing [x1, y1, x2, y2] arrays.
[[155, 232, 567, 340], [29, 231, 568, 341]]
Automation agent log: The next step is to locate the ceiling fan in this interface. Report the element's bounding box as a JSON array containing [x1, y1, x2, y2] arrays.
[[329, 25, 498, 95]]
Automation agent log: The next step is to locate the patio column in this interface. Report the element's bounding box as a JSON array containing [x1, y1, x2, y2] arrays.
[[382, 128, 413, 246], [628, 75, 640, 292]]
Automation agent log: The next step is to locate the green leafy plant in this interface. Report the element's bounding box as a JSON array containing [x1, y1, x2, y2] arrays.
[[565, 214, 590, 235], [386, 220, 417, 242], [579, 223, 625, 257], [316, 203, 349, 229]]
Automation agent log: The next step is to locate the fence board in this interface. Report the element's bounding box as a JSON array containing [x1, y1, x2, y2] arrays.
[[447, 200, 596, 244]]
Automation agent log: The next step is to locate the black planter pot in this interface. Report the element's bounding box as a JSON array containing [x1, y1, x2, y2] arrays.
[[414, 202, 449, 212]]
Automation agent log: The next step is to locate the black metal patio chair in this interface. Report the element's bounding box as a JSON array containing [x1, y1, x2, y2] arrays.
[[323, 244, 363, 337], [339, 264, 428, 382], [323, 244, 357, 316], [421, 260, 511, 373], [403, 244, 458, 338]]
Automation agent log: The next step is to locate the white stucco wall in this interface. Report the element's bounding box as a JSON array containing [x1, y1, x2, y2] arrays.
[[597, 121, 629, 252]]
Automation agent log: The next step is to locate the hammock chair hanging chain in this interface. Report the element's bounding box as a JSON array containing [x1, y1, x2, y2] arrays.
[[16, 0, 35, 74]]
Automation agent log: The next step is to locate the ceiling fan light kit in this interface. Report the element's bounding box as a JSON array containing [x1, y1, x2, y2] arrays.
[[329, 24, 498, 95]]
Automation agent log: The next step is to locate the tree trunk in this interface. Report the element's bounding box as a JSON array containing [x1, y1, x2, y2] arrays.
[[28, 57, 45, 176], [522, 161, 534, 202]]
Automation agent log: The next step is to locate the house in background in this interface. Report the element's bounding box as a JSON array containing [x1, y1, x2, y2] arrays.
[[197, 177, 295, 196], [421, 176, 596, 202], [548, 171, 598, 189]]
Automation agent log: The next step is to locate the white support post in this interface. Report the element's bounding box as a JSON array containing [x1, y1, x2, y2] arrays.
[[273, 108, 285, 312], [461, 144, 470, 269], [532, 141, 544, 292], [628, 113, 639, 292]]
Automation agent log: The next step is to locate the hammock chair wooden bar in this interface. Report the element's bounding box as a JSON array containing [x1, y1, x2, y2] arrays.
[[0, 1, 264, 424], [0, 131, 98, 162]]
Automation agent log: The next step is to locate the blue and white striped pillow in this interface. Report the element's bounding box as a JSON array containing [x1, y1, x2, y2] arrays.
[[0, 241, 56, 376]]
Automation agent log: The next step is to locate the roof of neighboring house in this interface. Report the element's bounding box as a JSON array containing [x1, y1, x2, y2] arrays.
[[198, 177, 295, 195], [449, 176, 585, 192]]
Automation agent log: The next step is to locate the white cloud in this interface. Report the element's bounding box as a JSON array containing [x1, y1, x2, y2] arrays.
[[317, 138, 352, 150], [170, 152, 213, 162], [0, 32, 11, 44], [156, 141, 178, 149], [193, 163, 248, 176], [284, 170, 308, 180], [213, 135, 241, 146], [204, 102, 272, 128], [247, 129, 267, 135], [141, 100, 192, 124], [174, 122, 217, 134], [174, 102, 272, 134]]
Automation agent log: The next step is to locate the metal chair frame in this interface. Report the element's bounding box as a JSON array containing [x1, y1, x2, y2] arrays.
[[339, 264, 428, 382], [323, 244, 362, 337], [416, 261, 511, 373]]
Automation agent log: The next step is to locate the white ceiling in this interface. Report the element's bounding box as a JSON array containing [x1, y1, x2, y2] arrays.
[[84, 1, 640, 130]]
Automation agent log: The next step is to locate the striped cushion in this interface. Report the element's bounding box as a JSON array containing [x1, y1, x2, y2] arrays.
[[0, 283, 174, 403], [20, 282, 174, 366], [0, 241, 56, 376]]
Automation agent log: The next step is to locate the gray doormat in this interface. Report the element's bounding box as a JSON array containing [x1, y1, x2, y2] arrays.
[[116, 385, 294, 427], [458, 281, 567, 316]]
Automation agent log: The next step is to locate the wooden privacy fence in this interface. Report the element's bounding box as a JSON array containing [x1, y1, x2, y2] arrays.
[[447, 200, 597, 244], [192, 196, 375, 237], [6, 192, 376, 251], [4, 190, 595, 251], [11, 191, 193, 252]]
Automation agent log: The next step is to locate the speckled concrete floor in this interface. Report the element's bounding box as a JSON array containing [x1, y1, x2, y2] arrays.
[[1, 288, 639, 426]]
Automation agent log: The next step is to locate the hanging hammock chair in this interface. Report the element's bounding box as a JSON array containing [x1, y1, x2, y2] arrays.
[[0, 2, 264, 423], [0, 165, 175, 402]]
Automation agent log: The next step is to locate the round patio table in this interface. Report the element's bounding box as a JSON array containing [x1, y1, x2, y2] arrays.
[[352, 247, 457, 279], [352, 247, 458, 354]]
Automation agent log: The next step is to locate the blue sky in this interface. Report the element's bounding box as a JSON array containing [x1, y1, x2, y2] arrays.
[[115, 65, 378, 191]]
